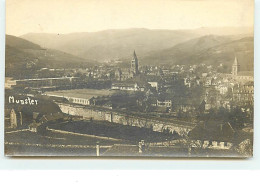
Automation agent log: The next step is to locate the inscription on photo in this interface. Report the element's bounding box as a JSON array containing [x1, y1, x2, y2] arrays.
[[8, 96, 38, 105]]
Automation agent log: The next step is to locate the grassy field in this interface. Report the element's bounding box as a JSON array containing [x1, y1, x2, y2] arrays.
[[49, 120, 178, 143], [5, 129, 122, 156], [5, 130, 122, 146]]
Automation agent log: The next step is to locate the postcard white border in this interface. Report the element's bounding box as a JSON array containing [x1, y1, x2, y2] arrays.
[[0, 0, 259, 170]]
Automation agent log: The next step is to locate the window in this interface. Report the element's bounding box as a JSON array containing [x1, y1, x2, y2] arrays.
[[224, 142, 227, 147]]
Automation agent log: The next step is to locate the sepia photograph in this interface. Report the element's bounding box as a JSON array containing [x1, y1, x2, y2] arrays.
[[4, 0, 254, 157]]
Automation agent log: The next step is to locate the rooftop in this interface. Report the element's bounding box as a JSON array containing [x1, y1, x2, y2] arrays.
[[188, 122, 235, 142], [16, 77, 79, 82], [45, 89, 114, 99]]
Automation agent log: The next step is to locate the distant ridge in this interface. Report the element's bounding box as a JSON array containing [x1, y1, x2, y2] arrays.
[[20, 27, 253, 62], [140, 35, 254, 72]]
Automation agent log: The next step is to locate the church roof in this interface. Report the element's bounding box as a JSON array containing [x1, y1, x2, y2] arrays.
[[233, 56, 239, 66]]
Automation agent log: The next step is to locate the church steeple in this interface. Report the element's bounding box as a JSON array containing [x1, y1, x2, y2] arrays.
[[232, 56, 240, 76], [133, 50, 138, 61], [131, 50, 139, 75]]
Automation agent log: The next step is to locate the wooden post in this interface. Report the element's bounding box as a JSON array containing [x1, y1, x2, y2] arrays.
[[138, 142, 142, 153], [139, 140, 145, 154], [96, 143, 100, 156], [19, 112, 23, 126]]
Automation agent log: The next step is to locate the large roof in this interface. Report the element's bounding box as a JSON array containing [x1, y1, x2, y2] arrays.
[[45, 89, 114, 99], [188, 122, 235, 142]]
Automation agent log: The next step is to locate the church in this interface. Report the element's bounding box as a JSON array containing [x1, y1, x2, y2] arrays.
[[231, 56, 254, 82], [115, 50, 139, 81]]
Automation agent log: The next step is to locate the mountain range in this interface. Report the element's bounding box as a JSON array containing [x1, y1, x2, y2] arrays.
[[21, 28, 200, 61], [20, 27, 253, 62], [6, 27, 254, 78]]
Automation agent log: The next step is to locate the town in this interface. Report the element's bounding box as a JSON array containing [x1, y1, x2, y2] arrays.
[[5, 49, 253, 157]]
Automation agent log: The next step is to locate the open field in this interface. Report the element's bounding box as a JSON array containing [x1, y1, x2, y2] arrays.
[[5, 130, 122, 146], [49, 120, 178, 143]]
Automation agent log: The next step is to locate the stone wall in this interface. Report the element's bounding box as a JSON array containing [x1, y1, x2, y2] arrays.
[[58, 103, 195, 136]]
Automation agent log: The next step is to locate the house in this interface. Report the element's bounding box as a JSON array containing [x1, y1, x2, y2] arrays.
[[204, 87, 219, 110], [202, 73, 208, 77], [217, 84, 229, 95], [28, 121, 42, 132], [173, 97, 200, 113], [232, 81, 254, 106], [205, 77, 213, 86], [148, 82, 159, 91], [111, 82, 145, 92], [157, 99, 172, 108], [184, 78, 191, 88]]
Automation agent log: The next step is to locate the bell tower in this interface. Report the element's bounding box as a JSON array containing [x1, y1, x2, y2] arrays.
[[131, 50, 139, 75], [232, 56, 240, 76]]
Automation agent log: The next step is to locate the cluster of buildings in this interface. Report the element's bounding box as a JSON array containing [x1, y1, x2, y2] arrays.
[[7, 49, 254, 118], [36, 51, 252, 125], [26, 51, 253, 118], [5, 49, 254, 156]]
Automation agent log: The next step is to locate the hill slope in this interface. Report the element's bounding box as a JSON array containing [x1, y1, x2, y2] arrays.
[[5, 35, 94, 78], [140, 35, 254, 72], [6, 35, 42, 50]]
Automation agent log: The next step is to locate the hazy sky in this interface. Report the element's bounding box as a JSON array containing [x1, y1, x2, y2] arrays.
[[6, 0, 254, 36]]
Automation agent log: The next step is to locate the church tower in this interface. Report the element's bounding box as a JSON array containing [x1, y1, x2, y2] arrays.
[[131, 50, 139, 75], [232, 56, 240, 76]]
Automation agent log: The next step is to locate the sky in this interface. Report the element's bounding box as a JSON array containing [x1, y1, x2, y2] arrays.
[[6, 0, 254, 36]]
